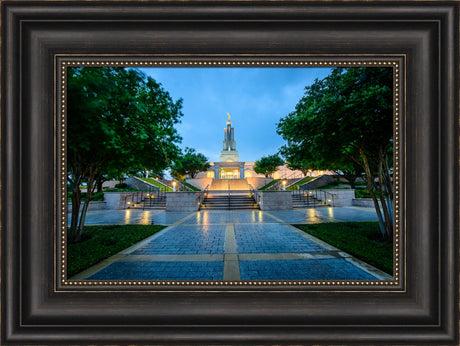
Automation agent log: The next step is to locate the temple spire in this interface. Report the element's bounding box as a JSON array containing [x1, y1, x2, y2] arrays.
[[220, 114, 239, 162]]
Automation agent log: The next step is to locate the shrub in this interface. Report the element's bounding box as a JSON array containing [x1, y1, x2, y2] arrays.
[[115, 182, 128, 188]]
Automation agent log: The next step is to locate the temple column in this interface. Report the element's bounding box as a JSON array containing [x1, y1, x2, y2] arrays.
[[239, 163, 244, 179]]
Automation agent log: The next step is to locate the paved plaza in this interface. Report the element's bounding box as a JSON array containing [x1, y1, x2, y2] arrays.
[[70, 208, 392, 281]]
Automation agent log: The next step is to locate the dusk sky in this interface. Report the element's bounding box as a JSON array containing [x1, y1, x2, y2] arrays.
[[140, 67, 332, 163]]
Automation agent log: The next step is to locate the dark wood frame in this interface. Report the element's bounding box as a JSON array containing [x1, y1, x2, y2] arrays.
[[2, 1, 458, 345]]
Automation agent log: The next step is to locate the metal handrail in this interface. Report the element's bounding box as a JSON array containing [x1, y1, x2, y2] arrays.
[[248, 183, 261, 208], [199, 184, 210, 207], [302, 189, 336, 206], [228, 183, 231, 209], [143, 189, 166, 210]]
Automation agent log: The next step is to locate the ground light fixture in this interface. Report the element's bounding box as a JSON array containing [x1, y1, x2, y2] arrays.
[[282, 180, 287, 190], [172, 181, 176, 192]]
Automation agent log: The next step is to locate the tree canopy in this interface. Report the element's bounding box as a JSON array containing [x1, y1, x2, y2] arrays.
[[277, 67, 394, 238], [254, 154, 284, 178], [170, 147, 211, 179], [67, 67, 183, 242]]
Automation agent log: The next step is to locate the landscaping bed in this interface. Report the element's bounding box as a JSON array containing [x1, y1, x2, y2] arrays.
[[258, 179, 279, 190], [295, 221, 393, 275], [140, 177, 173, 191], [286, 176, 314, 190], [67, 224, 166, 277], [180, 181, 201, 191]]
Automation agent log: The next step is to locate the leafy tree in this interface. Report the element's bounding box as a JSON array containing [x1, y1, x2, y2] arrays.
[[277, 67, 393, 239], [171, 147, 210, 179], [254, 154, 284, 178], [67, 67, 183, 243], [280, 144, 363, 187]]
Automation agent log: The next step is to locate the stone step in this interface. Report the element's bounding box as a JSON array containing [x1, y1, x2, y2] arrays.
[[201, 194, 259, 210], [200, 205, 259, 210]]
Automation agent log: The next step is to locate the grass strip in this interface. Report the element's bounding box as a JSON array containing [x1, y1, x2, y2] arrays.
[[67, 224, 166, 277], [140, 177, 173, 191], [295, 222, 393, 275], [258, 179, 279, 190], [180, 181, 201, 191], [286, 176, 314, 190]]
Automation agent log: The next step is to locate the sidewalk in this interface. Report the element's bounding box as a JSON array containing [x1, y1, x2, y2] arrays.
[[71, 208, 391, 281]]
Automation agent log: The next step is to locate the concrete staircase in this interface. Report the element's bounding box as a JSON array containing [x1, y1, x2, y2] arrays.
[[209, 179, 250, 191], [292, 192, 327, 208], [201, 192, 258, 210], [131, 195, 166, 210]]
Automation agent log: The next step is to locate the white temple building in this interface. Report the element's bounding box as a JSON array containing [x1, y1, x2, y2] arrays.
[[194, 114, 331, 181]]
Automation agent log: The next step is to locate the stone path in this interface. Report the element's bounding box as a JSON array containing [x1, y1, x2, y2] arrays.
[[71, 208, 392, 281]]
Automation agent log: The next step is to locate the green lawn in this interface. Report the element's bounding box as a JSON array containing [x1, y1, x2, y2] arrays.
[[181, 181, 201, 191], [295, 222, 393, 275], [140, 177, 173, 191], [67, 224, 166, 277], [286, 176, 314, 190], [258, 179, 279, 190]]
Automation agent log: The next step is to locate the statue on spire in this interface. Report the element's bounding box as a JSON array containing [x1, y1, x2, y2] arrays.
[[227, 112, 231, 121]]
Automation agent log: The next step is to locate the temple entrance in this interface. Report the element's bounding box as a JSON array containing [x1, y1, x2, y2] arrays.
[[219, 168, 240, 179]]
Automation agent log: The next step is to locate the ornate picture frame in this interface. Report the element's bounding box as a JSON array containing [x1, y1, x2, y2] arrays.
[[2, 1, 458, 345]]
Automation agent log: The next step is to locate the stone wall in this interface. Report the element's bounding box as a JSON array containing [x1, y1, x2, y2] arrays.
[[352, 198, 382, 208], [166, 191, 201, 212], [300, 175, 335, 190], [312, 189, 355, 207], [126, 176, 160, 191], [246, 177, 273, 190], [257, 191, 292, 211], [67, 201, 107, 213], [186, 178, 213, 190], [104, 191, 146, 210]]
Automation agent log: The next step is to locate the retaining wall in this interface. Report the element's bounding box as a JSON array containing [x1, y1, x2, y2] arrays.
[[313, 189, 355, 207], [352, 198, 383, 208], [257, 191, 293, 211], [300, 175, 335, 189], [186, 178, 213, 190], [166, 191, 201, 212], [126, 176, 160, 191], [104, 192, 146, 210], [246, 177, 273, 189], [67, 201, 107, 213]]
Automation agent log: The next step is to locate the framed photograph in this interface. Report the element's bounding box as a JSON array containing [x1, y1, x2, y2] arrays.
[[2, 1, 458, 345]]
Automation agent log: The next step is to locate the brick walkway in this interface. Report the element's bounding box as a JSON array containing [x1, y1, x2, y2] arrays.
[[71, 208, 392, 281]]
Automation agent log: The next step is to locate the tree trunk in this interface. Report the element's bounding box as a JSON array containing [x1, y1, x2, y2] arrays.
[[76, 170, 98, 241], [69, 184, 82, 243], [342, 172, 358, 189], [96, 176, 104, 193], [377, 149, 393, 239], [71, 159, 106, 243], [359, 148, 387, 239]]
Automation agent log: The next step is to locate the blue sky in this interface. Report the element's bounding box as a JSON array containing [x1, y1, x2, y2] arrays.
[[140, 67, 332, 163]]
